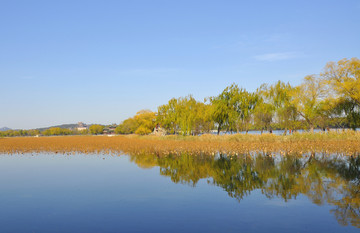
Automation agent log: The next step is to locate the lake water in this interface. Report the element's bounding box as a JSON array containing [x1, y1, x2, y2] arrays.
[[0, 153, 359, 232]]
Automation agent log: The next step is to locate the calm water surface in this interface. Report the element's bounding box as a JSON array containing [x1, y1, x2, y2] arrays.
[[0, 153, 359, 232]]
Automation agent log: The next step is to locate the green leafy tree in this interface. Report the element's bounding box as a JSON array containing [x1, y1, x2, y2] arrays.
[[193, 102, 214, 134], [157, 98, 179, 134], [290, 75, 328, 132], [42, 127, 72, 136], [322, 58, 360, 129], [176, 95, 199, 135], [266, 81, 297, 134], [253, 84, 275, 133], [158, 96, 212, 135], [321, 57, 360, 106], [331, 98, 360, 130], [115, 110, 156, 135], [89, 125, 104, 135], [134, 110, 156, 135], [232, 87, 258, 133], [115, 118, 139, 134], [208, 84, 239, 134]]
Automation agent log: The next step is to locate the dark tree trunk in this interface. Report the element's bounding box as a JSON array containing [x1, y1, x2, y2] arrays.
[[283, 127, 287, 135]]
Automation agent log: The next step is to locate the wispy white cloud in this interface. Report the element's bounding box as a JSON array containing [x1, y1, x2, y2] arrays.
[[117, 68, 179, 76], [212, 33, 292, 51], [254, 52, 302, 62]]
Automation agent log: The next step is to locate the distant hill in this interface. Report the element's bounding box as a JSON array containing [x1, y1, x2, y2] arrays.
[[1, 123, 102, 132], [36, 124, 79, 132]]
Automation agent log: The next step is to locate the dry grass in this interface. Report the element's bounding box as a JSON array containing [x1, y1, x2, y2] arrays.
[[1, 132, 360, 156]]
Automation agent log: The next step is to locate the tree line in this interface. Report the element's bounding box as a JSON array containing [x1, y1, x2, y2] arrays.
[[116, 57, 360, 135], [1, 57, 359, 137], [0, 125, 106, 137]]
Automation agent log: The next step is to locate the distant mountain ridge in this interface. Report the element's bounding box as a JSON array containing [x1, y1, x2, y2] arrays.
[[0, 127, 12, 131], [36, 124, 79, 132]]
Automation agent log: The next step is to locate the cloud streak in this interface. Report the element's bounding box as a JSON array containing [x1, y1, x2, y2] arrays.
[[117, 68, 179, 76], [254, 52, 301, 62]]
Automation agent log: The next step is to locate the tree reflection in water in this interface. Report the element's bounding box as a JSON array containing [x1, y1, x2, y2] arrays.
[[128, 152, 360, 228]]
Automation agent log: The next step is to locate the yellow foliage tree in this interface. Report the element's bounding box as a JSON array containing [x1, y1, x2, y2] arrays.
[[321, 57, 360, 105], [89, 125, 104, 135], [290, 75, 328, 132], [116, 110, 156, 135]]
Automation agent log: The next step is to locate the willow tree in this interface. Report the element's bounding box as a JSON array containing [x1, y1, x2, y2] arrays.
[[254, 84, 275, 133], [266, 81, 297, 134], [331, 98, 360, 130], [231, 86, 258, 133], [176, 95, 198, 135], [157, 98, 179, 134], [115, 117, 138, 134], [193, 102, 214, 134], [291, 75, 328, 132], [322, 58, 360, 105], [208, 85, 235, 134], [209, 84, 257, 134], [89, 125, 104, 135], [158, 95, 211, 135], [322, 58, 360, 129]]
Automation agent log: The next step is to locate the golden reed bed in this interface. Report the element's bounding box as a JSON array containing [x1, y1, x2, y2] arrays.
[[0, 133, 360, 156]]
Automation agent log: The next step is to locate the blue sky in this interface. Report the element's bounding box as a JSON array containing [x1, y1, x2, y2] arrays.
[[1, 0, 359, 129]]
